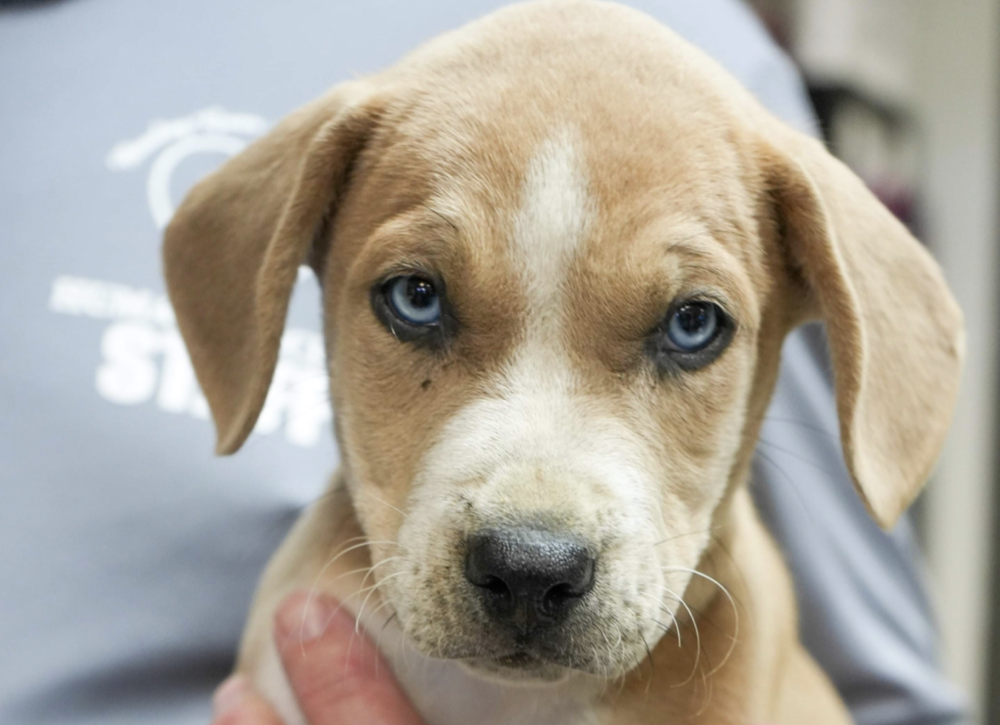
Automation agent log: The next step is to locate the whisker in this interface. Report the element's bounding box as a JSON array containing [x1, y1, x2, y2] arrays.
[[661, 585, 700, 687], [334, 556, 403, 587], [640, 631, 655, 693], [599, 623, 617, 673], [661, 566, 739, 677], [361, 489, 409, 520], [706, 536, 753, 622], [660, 597, 732, 642], [345, 570, 408, 668], [656, 599, 683, 648], [355, 570, 407, 635], [370, 603, 399, 678], [652, 525, 724, 548], [356, 555, 404, 601], [378, 610, 399, 640], [300, 538, 397, 653]]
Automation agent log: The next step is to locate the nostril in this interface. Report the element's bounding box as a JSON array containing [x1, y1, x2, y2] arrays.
[[482, 575, 511, 597], [465, 534, 504, 588], [466, 543, 516, 618], [541, 582, 577, 610], [540, 556, 595, 616]]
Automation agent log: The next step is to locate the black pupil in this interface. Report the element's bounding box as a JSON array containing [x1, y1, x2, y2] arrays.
[[676, 303, 709, 333], [406, 278, 436, 308]]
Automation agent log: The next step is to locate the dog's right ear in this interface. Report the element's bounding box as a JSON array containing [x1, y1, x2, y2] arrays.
[[163, 82, 380, 455]]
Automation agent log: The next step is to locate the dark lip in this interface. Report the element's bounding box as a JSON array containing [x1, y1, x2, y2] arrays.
[[491, 650, 547, 668]]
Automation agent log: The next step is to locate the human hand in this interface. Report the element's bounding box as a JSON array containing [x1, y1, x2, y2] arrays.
[[210, 591, 424, 725]]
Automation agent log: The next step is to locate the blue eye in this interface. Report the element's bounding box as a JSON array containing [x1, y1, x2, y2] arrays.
[[646, 299, 733, 372], [666, 301, 720, 352], [386, 275, 441, 326]]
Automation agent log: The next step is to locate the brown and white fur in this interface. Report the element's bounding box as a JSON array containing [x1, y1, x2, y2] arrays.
[[163, 2, 964, 723]]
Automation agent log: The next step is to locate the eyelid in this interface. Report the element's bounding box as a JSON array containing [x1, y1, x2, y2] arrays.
[[669, 291, 737, 331], [376, 265, 440, 288], [673, 289, 729, 311], [641, 292, 731, 340]]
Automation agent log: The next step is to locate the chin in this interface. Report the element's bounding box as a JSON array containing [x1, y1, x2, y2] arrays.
[[460, 656, 574, 685]]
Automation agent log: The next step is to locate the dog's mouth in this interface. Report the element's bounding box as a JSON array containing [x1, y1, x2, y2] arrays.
[[445, 610, 630, 682], [461, 650, 573, 683], [494, 650, 540, 667]]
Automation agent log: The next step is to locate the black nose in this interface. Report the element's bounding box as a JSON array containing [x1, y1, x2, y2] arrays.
[[465, 527, 595, 630]]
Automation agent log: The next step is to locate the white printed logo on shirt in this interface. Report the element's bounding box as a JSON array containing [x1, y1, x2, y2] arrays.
[[48, 108, 331, 448], [105, 106, 268, 229]]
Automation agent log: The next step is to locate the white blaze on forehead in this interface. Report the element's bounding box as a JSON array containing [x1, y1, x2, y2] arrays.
[[418, 131, 610, 488], [419, 131, 629, 496], [415, 130, 617, 490], [512, 129, 592, 341]]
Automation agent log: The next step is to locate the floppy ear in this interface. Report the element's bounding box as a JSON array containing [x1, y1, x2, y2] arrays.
[[163, 82, 380, 455], [762, 130, 965, 529]]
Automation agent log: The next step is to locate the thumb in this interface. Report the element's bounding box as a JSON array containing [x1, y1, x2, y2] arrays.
[[273, 591, 423, 725]]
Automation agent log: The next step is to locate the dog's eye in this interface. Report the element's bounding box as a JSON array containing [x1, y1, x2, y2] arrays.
[[371, 273, 453, 348], [385, 275, 442, 326], [646, 300, 733, 372], [667, 302, 718, 351]]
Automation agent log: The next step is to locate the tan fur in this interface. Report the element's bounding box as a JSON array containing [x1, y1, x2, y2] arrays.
[[163, 2, 964, 723]]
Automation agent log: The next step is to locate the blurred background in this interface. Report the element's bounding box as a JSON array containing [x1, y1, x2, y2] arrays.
[[745, 0, 1000, 720]]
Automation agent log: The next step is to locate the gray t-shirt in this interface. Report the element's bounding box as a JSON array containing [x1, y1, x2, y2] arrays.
[[0, 1, 967, 723]]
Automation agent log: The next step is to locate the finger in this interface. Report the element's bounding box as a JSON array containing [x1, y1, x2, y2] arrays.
[[210, 675, 285, 725], [274, 591, 423, 725]]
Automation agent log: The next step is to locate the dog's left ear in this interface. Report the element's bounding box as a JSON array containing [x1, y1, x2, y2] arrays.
[[164, 82, 381, 455], [761, 129, 964, 529]]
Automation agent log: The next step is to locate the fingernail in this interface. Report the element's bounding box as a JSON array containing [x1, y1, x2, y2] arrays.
[[276, 592, 346, 644], [212, 675, 249, 717]]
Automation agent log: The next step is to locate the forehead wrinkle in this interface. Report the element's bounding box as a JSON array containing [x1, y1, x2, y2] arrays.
[[359, 209, 464, 279], [663, 233, 719, 259], [425, 205, 461, 235]]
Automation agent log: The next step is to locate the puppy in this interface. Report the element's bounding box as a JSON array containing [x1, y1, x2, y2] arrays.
[[164, 1, 964, 723]]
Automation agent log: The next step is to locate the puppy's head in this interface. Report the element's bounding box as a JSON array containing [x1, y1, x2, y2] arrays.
[[165, 1, 963, 683]]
